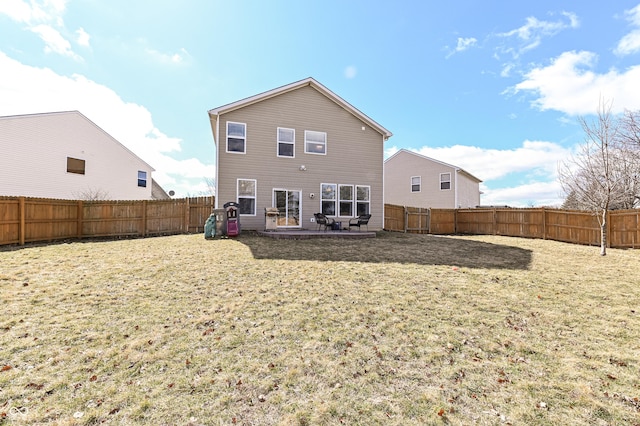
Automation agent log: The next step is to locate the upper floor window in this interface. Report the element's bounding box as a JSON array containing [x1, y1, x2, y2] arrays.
[[277, 127, 295, 157], [237, 178, 256, 215], [440, 173, 451, 190], [138, 171, 147, 187], [305, 130, 326, 155], [227, 122, 246, 153], [411, 176, 421, 192], [67, 157, 85, 175]]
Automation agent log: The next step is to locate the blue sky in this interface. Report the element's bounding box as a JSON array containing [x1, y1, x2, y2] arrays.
[[2, 1, 640, 206]]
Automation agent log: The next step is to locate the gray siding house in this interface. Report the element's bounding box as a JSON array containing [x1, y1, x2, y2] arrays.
[[208, 78, 392, 231], [384, 149, 482, 209]]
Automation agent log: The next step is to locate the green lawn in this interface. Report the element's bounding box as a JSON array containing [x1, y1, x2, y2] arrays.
[[1, 232, 639, 425]]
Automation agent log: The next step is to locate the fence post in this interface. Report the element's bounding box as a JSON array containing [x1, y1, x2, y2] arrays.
[[77, 200, 83, 239], [141, 200, 147, 237], [404, 206, 408, 233], [493, 208, 497, 235], [606, 210, 611, 248], [184, 198, 191, 234], [19, 196, 25, 245], [542, 207, 546, 240], [454, 208, 457, 234]]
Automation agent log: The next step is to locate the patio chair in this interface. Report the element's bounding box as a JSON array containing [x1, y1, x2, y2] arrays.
[[314, 213, 335, 231], [348, 214, 371, 231]]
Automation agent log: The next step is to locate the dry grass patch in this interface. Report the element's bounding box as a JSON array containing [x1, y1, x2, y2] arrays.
[[1, 232, 639, 425]]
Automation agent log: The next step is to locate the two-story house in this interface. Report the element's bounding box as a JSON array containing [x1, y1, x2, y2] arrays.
[[0, 111, 160, 200], [384, 149, 482, 209], [208, 78, 392, 231]]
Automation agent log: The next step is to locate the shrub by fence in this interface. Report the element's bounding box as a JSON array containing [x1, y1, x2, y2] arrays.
[[384, 204, 640, 249], [0, 196, 214, 246]]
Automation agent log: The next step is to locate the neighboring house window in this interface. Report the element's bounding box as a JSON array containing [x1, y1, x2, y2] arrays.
[[339, 184, 354, 216], [138, 171, 147, 187], [411, 176, 421, 192], [277, 127, 295, 157], [440, 173, 451, 190], [227, 122, 246, 153], [237, 179, 256, 215], [321, 183, 336, 216], [305, 130, 326, 155], [67, 157, 85, 175], [356, 185, 370, 216]]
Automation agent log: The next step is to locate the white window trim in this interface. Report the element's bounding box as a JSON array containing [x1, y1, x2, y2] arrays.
[[277, 127, 295, 158], [304, 130, 327, 155], [226, 121, 247, 154], [237, 178, 257, 216], [356, 185, 370, 216], [138, 170, 148, 188], [411, 176, 421, 193], [440, 173, 451, 191], [320, 183, 337, 217], [338, 184, 354, 217]]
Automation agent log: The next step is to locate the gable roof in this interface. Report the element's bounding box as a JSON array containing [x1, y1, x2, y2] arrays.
[[0, 110, 155, 171], [208, 77, 392, 140], [386, 149, 482, 182]]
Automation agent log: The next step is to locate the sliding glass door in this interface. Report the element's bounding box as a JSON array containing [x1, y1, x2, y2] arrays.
[[274, 189, 301, 228]]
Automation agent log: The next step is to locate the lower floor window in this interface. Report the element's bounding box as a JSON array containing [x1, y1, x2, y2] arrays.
[[356, 185, 370, 216], [321, 183, 336, 216], [237, 179, 256, 215], [339, 185, 353, 216], [322, 183, 370, 217]]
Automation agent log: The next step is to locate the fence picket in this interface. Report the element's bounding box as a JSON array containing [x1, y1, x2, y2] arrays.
[[0, 196, 214, 246], [383, 204, 639, 249]]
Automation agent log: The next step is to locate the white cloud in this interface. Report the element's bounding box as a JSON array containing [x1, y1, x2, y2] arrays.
[[511, 50, 640, 115], [145, 46, 191, 65], [481, 181, 564, 207], [0, 0, 85, 59], [615, 29, 640, 56], [497, 12, 579, 59], [446, 37, 477, 58], [0, 0, 33, 22], [413, 140, 570, 181], [30, 24, 81, 60], [0, 51, 214, 197], [76, 27, 90, 47], [615, 4, 640, 56], [344, 65, 357, 79]]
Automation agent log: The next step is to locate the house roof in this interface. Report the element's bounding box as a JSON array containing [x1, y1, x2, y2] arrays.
[[208, 77, 392, 140], [385, 149, 482, 182], [0, 110, 155, 171]]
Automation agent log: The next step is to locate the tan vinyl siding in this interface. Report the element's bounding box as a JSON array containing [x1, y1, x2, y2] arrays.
[[0, 112, 154, 200], [384, 150, 481, 209], [456, 172, 481, 208], [216, 85, 385, 230]]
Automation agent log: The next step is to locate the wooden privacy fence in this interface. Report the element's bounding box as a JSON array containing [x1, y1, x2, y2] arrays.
[[0, 196, 214, 246], [384, 204, 640, 249]]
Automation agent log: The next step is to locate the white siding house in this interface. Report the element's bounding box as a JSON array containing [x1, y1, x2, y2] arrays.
[[384, 149, 482, 209], [0, 111, 156, 200]]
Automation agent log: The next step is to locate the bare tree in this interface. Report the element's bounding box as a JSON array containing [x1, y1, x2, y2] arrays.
[[73, 187, 111, 201], [558, 99, 628, 255], [203, 177, 216, 196]]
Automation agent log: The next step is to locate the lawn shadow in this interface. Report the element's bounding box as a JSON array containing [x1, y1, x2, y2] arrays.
[[240, 231, 532, 270]]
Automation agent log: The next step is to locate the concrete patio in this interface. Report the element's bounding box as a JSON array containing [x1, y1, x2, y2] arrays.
[[256, 229, 376, 239]]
